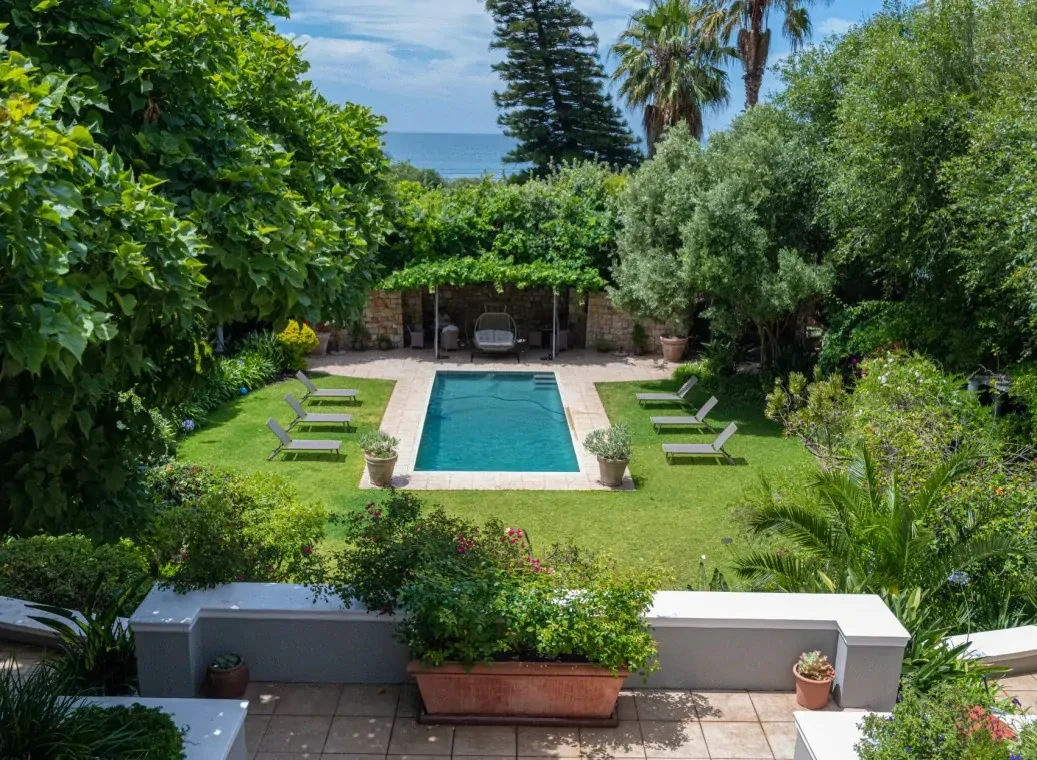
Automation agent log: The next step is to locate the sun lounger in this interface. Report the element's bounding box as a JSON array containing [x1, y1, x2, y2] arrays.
[[296, 371, 358, 403], [285, 394, 352, 431], [651, 396, 719, 433], [663, 422, 738, 464], [267, 418, 342, 460], [637, 376, 698, 407]]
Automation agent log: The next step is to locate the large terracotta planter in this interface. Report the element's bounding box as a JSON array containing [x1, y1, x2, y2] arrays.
[[660, 336, 688, 363], [408, 661, 627, 720], [312, 330, 332, 356], [597, 458, 628, 487], [365, 453, 398, 487], [793, 665, 833, 709], [207, 661, 249, 699]]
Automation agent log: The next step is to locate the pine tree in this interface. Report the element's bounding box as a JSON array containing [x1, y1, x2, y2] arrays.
[[486, 0, 641, 171]]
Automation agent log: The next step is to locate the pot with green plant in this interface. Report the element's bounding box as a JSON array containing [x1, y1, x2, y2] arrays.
[[584, 424, 631, 487], [206, 653, 249, 699], [793, 651, 835, 709], [312, 322, 332, 356], [351, 320, 371, 351], [631, 323, 648, 356], [358, 430, 400, 487], [377, 333, 393, 351]]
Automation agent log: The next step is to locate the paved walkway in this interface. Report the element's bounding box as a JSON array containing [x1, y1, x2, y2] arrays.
[[242, 682, 856, 760], [311, 349, 672, 491]]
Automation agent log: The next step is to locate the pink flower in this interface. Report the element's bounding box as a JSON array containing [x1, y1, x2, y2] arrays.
[[302, 545, 313, 556]]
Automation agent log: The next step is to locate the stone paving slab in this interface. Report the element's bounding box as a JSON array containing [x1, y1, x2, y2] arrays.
[[311, 349, 673, 492], [241, 683, 853, 760]]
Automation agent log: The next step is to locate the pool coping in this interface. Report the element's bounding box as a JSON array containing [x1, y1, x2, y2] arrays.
[[356, 362, 645, 491]]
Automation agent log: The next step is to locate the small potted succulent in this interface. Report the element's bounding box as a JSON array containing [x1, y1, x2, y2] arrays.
[[584, 424, 632, 487], [206, 653, 249, 699], [793, 651, 835, 709], [358, 430, 400, 487]]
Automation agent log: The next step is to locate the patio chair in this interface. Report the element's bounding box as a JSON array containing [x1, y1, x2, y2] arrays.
[[295, 371, 358, 403], [267, 418, 342, 461], [636, 376, 698, 407], [651, 396, 719, 433], [285, 394, 352, 432], [663, 422, 738, 464]]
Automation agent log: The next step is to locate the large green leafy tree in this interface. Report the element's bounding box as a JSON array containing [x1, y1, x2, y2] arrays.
[[611, 0, 733, 153], [2, 0, 389, 325], [485, 0, 641, 171], [777, 0, 1037, 367], [0, 43, 207, 537], [0, 0, 390, 536], [611, 108, 831, 367]]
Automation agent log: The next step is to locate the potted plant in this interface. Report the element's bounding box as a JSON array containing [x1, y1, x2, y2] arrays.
[[377, 333, 393, 351], [311, 323, 332, 356], [358, 430, 399, 487], [595, 338, 613, 353], [584, 425, 632, 488], [206, 653, 249, 699], [660, 322, 688, 363], [351, 320, 371, 351], [631, 323, 648, 356], [793, 651, 835, 709]]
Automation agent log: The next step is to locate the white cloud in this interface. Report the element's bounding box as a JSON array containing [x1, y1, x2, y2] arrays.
[[818, 16, 855, 36]]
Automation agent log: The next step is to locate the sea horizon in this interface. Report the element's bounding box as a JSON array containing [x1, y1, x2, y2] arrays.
[[382, 131, 530, 180]]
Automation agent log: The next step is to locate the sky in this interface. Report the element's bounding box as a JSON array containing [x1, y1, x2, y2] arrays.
[[275, 0, 888, 139]]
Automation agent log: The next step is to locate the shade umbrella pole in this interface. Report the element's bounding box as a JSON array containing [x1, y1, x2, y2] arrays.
[[434, 286, 439, 361], [552, 290, 557, 361]]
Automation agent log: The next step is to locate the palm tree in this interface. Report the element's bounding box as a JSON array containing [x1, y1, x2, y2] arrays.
[[701, 0, 818, 109], [610, 0, 733, 154], [732, 446, 1026, 595]]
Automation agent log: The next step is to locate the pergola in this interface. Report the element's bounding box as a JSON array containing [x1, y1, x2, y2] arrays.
[[379, 255, 606, 361]]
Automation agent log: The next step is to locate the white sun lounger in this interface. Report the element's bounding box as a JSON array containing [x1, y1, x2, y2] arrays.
[[651, 396, 719, 433], [296, 371, 358, 403], [637, 376, 698, 407], [267, 418, 342, 460], [285, 394, 352, 431], [663, 422, 738, 464]]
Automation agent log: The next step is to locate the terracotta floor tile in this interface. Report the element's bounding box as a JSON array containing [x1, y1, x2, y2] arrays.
[[276, 684, 345, 716], [632, 692, 698, 722], [387, 720, 454, 756], [747, 693, 798, 723], [639, 721, 709, 759], [693, 692, 759, 722], [337, 685, 401, 716], [579, 722, 645, 759], [259, 716, 332, 754], [323, 717, 394, 755], [761, 723, 797, 760], [516, 727, 580, 758], [453, 726, 517, 756], [700, 723, 773, 759], [998, 674, 1037, 691]]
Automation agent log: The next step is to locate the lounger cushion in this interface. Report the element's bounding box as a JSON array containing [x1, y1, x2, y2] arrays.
[[475, 330, 515, 348]]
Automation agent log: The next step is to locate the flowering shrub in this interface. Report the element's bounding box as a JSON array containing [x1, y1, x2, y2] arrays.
[[148, 463, 326, 592], [321, 491, 662, 675], [276, 320, 319, 372], [795, 651, 835, 681], [856, 682, 1021, 760], [0, 534, 151, 615]]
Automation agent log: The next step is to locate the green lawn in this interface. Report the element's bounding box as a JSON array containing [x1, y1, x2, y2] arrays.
[[179, 372, 813, 587]]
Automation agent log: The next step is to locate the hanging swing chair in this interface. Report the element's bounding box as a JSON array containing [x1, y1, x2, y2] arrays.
[[471, 309, 520, 363]]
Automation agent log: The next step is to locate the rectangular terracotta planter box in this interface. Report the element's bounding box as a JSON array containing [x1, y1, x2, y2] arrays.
[[407, 660, 628, 720]]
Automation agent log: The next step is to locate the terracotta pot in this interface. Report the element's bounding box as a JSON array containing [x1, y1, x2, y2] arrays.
[[207, 661, 249, 699], [312, 330, 332, 356], [408, 661, 628, 720], [365, 453, 398, 487], [793, 665, 833, 709], [660, 336, 688, 363], [597, 458, 628, 487]]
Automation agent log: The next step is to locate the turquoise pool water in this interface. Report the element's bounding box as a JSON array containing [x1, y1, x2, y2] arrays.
[[415, 372, 579, 472]]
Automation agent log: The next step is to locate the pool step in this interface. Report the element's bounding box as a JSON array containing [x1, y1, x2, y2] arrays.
[[533, 373, 557, 387]]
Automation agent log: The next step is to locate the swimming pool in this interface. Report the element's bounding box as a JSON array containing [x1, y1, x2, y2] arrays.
[[415, 371, 580, 472]]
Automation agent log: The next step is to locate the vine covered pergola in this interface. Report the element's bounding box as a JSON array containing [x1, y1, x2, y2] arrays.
[[379, 255, 607, 359]]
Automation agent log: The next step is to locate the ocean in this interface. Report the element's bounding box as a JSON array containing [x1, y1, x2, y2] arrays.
[[382, 132, 530, 180]]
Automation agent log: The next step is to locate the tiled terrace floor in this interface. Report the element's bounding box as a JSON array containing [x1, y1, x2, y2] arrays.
[[999, 672, 1037, 711], [311, 348, 673, 491], [241, 683, 855, 760]]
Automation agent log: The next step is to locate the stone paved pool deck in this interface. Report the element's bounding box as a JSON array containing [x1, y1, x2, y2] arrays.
[[239, 682, 858, 760], [310, 348, 673, 491]]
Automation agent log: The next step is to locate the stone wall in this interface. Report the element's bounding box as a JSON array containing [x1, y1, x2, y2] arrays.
[[584, 292, 669, 354], [411, 284, 569, 341], [360, 290, 403, 348]]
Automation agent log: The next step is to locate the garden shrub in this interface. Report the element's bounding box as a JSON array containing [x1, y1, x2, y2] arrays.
[[672, 361, 763, 404], [276, 320, 319, 372], [0, 665, 184, 759], [765, 367, 852, 463], [149, 463, 326, 592], [856, 681, 1019, 760], [0, 534, 150, 615]]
